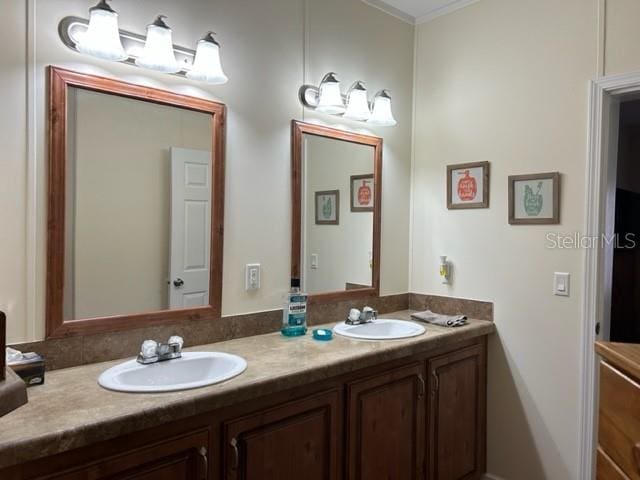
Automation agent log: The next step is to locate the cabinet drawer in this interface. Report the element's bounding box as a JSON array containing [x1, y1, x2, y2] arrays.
[[599, 361, 640, 479], [598, 447, 630, 480]]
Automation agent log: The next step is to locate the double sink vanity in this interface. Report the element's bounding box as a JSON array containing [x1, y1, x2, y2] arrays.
[[98, 317, 424, 394], [1, 67, 495, 479], [1, 312, 494, 479]]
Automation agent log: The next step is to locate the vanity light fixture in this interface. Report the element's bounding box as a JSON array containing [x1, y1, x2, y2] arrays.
[[368, 90, 397, 127], [186, 32, 228, 84], [75, 0, 127, 62], [298, 73, 396, 127], [344, 81, 371, 121], [135, 15, 179, 74], [316, 72, 346, 115], [58, 3, 229, 84]]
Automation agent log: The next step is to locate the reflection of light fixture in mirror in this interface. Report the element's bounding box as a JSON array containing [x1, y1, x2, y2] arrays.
[[368, 90, 397, 127], [135, 15, 179, 73], [186, 32, 228, 85], [344, 81, 371, 121], [316, 72, 346, 114], [76, 0, 127, 61]]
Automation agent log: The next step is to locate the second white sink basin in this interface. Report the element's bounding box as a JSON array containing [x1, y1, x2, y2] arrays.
[[98, 352, 247, 393], [333, 318, 425, 340]]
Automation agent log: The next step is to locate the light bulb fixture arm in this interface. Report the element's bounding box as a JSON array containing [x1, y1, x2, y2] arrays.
[[58, 14, 228, 84], [59, 16, 195, 76], [299, 72, 396, 127]]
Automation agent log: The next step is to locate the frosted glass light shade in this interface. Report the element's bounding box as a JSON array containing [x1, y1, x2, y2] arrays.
[[368, 90, 397, 126], [186, 32, 228, 84], [316, 73, 345, 114], [135, 16, 179, 73], [76, 0, 127, 62], [344, 82, 371, 121]]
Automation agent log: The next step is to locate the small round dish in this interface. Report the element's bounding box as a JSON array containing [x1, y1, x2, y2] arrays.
[[312, 328, 333, 341]]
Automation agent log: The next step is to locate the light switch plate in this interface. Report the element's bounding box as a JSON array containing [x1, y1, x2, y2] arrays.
[[245, 263, 261, 291], [553, 272, 570, 297], [311, 254, 319, 269]]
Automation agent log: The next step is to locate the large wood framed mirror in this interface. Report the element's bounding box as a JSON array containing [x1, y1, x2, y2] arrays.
[[291, 120, 382, 303], [46, 67, 226, 338]]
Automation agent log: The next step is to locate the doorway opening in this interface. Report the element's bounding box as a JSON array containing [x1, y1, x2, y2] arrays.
[[580, 73, 640, 480], [610, 99, 640, 343]]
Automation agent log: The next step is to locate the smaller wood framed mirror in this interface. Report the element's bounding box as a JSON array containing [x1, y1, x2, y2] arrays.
[[46, 67, 226, 338], [291, 120, 382, 303]]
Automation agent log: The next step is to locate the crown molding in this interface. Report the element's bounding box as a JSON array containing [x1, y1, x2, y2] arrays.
[[362, 0, 481, 25], [361, 0, 416, 25], [415, 0, 481, 24]]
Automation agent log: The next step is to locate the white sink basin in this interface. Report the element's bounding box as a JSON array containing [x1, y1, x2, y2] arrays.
[[98, 352, 247, 393], [333, 318, 425, 340]]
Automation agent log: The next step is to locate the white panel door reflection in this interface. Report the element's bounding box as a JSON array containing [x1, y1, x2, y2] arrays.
[[169, 148, 212, 308]]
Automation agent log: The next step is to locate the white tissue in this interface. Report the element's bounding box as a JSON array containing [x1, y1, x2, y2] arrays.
[[6, 347, 23, 364]]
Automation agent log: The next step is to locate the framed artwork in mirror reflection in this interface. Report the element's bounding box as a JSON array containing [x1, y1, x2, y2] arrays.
[[350, 174, 374, 212], [315, 190, 340, 225]]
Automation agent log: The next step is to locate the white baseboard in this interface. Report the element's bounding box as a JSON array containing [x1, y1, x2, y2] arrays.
[[483, 474, 507, 480]]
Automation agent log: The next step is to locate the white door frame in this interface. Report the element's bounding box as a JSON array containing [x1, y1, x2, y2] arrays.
[[579, 71, 640, 480]]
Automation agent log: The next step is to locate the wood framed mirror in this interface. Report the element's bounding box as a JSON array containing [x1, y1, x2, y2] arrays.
[[46, 67, 226, 338], [291, 120, 382, 303]]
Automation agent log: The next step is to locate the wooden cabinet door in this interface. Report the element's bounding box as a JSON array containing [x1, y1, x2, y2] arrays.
[[222, 389, 341, 480], [42, 429, 210, 480], [346, 362, 426, 480], [427, 343, 486, 480]]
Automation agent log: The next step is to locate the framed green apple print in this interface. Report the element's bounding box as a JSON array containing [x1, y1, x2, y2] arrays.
[[508, 172, 560, 225]]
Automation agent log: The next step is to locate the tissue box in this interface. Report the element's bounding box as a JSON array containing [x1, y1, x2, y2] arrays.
[[9, 352, 45, 387]]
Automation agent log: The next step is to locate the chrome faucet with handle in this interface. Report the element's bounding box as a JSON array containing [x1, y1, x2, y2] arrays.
[[137, 335, 184, 364], [345, 306, 378, 325]]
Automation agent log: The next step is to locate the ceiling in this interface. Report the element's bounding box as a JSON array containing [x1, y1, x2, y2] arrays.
[[362, 0, 480, 24]]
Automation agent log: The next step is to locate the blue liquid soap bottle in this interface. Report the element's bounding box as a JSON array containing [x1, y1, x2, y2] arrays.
[[281, 278, 308, 337]]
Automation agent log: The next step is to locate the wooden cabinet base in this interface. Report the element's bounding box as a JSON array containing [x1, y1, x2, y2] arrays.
[[428, 344, 486, 480], [1, 337, 488, 480], [223, 389, 341, 480]]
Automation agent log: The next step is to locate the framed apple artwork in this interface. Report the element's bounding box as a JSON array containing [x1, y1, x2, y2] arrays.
[[447, 161, 490, 209]]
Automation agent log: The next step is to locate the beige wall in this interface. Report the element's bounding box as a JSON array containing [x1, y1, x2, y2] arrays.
[[605, 0, 640, 75], [0, 1, 28, 344], [0, 0, 413, 342], [303, 135, 374, 293], [68, 89, 211, 319], [412, 0, 640, 479]]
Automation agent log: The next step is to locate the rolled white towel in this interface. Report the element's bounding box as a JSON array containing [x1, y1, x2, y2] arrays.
[[410, 310, 467, 327]]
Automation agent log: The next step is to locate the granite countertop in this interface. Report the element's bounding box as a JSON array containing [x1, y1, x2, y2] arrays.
[[0, 311, 495, 470], [596, 341, 640, 379]]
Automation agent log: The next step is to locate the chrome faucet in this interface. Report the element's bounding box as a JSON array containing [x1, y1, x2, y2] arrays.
[[345, 306, 378, 326], [137, 335, 184, 365]]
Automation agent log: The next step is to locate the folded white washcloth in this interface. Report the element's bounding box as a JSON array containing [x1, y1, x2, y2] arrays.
[[410, 310, 468, 327]]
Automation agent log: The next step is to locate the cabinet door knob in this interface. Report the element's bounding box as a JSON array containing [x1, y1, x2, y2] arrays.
[[417, 374, 426, 398], [197, 446, 208, 480], [634, 443, 640, 473], [431, 371, 440, 395], [230, 437, 240, 471]]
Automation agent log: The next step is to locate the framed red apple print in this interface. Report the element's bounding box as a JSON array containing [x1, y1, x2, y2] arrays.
[[350, 174, 374, 212], [447, 161, 490, 209]]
